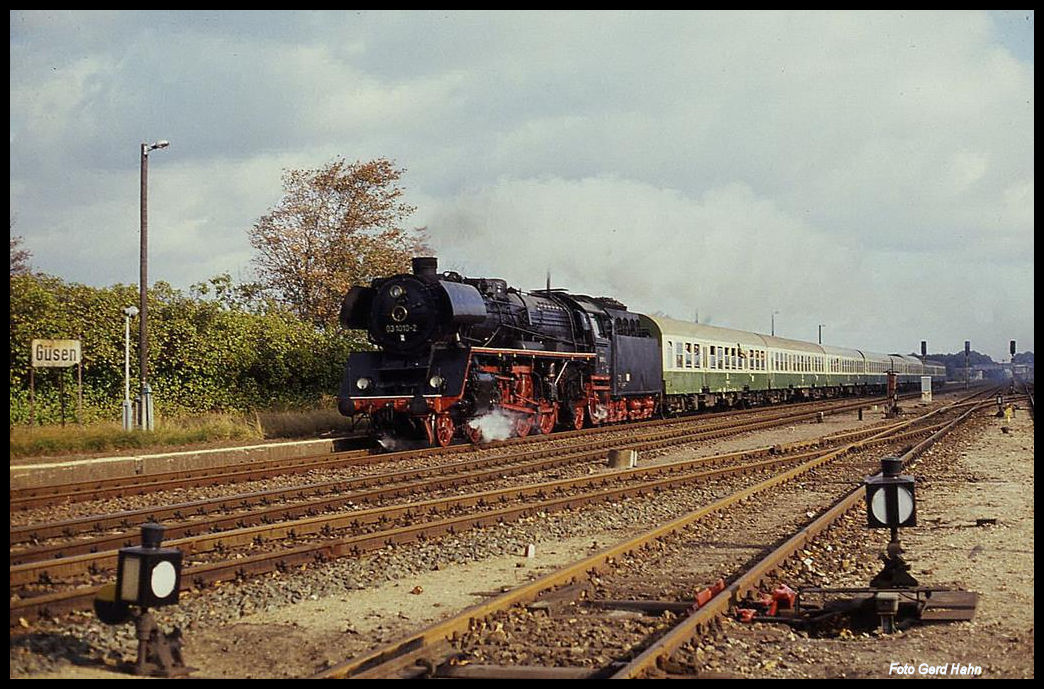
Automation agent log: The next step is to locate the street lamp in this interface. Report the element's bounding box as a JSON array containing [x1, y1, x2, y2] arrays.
[[139, 140, 170, 431], [122, 306, 139, 430], [818, 323, 825, 345], [771, 310, 779, 337]]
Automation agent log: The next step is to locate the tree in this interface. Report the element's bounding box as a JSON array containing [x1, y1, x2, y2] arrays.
[[11, 230, 32, 276], [249, 157, 426, 328]]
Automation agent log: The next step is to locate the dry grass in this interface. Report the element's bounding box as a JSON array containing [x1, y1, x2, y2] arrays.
[[253, 407, 358, 439], [9, 406, 358, 459]]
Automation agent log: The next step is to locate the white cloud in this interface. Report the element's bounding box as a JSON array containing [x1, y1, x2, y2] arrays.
[[8, 10, 1034, 359]]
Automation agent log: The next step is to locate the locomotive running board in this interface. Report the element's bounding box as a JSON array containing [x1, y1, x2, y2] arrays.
[[471, 346, 596, 359]]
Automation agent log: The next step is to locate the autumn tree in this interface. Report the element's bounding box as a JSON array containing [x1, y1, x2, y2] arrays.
[[249, 157, 425, 328], [11, 215, 32, 276]]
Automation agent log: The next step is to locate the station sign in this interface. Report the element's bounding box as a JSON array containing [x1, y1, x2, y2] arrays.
[[32, 339, 82, 368]]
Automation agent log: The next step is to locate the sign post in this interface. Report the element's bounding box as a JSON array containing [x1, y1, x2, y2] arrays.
[[31, 339, 83, 426]]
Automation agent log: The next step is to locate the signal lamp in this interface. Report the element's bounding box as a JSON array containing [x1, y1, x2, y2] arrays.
[[865, 457, 916, 529], [116, 522, 182, 608], [356, 377, 372, 391]]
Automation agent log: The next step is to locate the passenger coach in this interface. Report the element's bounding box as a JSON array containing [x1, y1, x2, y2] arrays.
[[640, 315, 942, 415]]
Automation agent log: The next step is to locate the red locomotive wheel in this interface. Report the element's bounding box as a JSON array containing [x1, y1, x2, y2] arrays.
[[515, 414, 534, 438], [435, 414, 454, 448], [538, 405, 557, 435], [571, 402, 585, 431]]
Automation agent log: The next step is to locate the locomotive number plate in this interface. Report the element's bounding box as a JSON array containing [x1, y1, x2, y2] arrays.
[[385, 324, 418, 334]]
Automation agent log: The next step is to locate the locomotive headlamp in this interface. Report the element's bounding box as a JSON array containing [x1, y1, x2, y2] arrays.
[[429, 375, 445, 389], [115, 523, 182, 608], [391, 305, 409, 322], [389, 284, 405, 299], [865, 457, 916, 529], [356, 377, 372, 391]]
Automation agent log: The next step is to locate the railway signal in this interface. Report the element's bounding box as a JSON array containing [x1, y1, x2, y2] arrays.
[[93, 523, 192, 676], [865, 457, 917, 588]]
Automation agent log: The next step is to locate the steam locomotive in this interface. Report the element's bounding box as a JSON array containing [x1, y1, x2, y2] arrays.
[[338, 257, 945, 447]]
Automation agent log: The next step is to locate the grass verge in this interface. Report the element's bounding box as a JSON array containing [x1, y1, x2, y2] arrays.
[[10, 406, 364, 460], [9, 414, 264, 459]]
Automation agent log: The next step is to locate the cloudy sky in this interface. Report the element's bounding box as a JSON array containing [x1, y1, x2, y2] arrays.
[[10, 10, 1034, 360]]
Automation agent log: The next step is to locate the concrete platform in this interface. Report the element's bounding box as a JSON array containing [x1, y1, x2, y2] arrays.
[[9, 437, 350, 491]]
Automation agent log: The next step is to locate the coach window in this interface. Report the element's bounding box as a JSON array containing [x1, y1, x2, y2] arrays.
[[675, 341, 684, 369], [718, 347, 725, 370], [693, 343, 701, 369], [685, 343, 693, 368], [666, 341, 673, 368]]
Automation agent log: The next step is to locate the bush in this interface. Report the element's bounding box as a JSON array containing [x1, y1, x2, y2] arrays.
[[9, 273, 370, 425]]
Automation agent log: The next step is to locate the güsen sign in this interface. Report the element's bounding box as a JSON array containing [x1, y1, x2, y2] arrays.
[[32, 339, 82, 368]]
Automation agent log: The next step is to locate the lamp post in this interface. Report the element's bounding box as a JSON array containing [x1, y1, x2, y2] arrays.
[[139, 140, 169, 431], [122, 306, 139, 430], [818, 323, 825, 345], [771, 310, 779, 337]]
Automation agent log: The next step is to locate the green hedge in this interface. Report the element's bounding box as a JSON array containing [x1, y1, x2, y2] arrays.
[[9, 274, 370, 425]]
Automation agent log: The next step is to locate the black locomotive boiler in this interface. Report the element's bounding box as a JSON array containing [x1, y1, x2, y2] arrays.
[[338, 257, 661, 447]]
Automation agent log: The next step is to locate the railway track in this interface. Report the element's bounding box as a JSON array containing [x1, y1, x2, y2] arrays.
[[8, 399, 915, 553], [313, 390, 993, 679], [9, 394, 973, 628], [9, 394, 914, 512]]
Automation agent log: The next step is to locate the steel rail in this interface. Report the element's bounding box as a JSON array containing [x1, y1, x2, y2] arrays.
[[9, 401, 915, 553], [9, 416, 947, 628], [610, 398, 987, 678], [9, 414, 945, 586], [312, 401, 968, 678], [9, 394, 903, 510]]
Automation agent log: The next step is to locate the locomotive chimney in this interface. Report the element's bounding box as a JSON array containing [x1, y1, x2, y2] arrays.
[[412, 257, 438, 279]]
